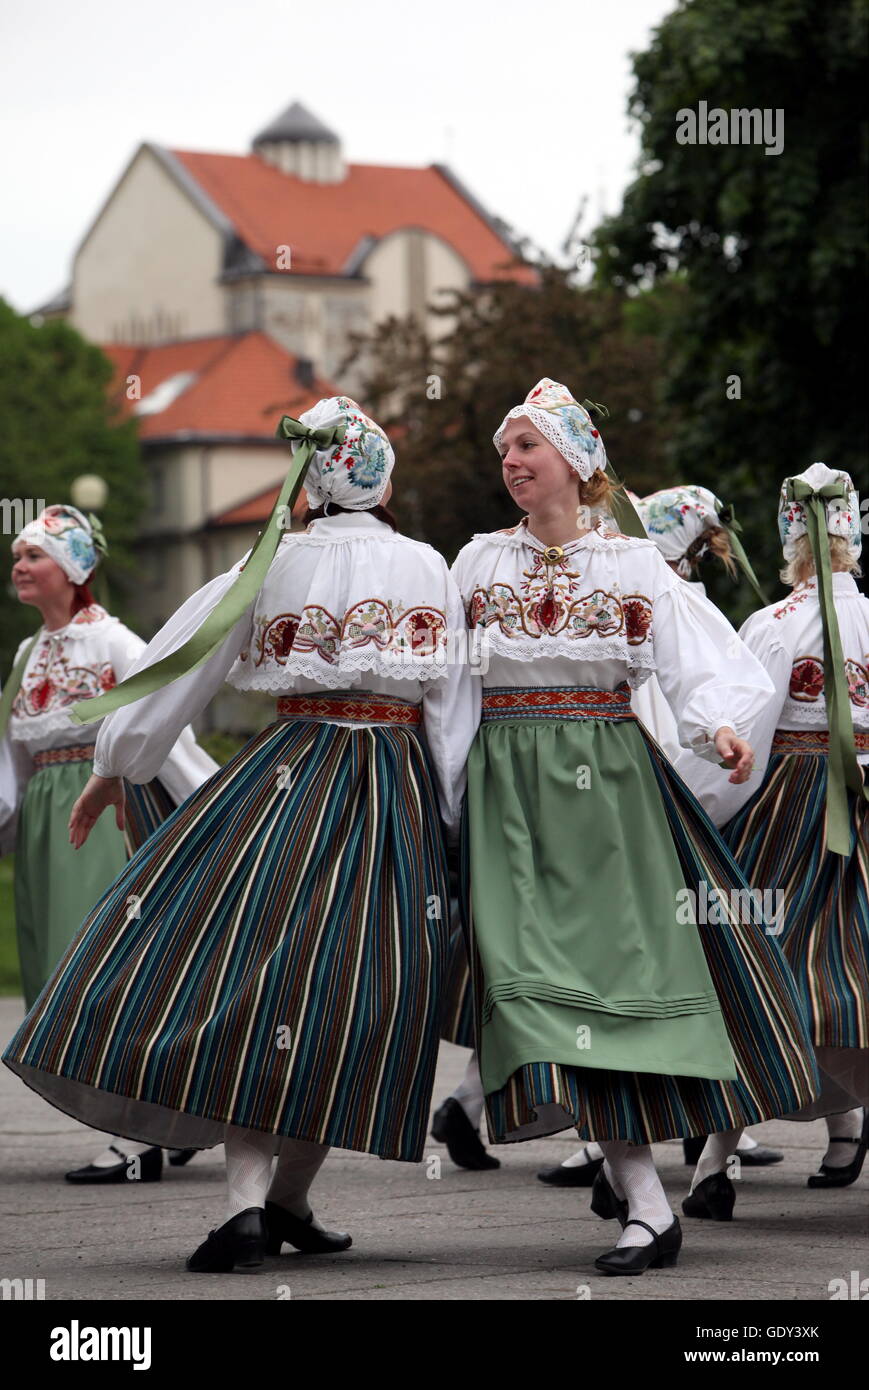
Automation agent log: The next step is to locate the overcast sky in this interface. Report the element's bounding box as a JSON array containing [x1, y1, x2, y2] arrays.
[[1, 0, 676, 313]]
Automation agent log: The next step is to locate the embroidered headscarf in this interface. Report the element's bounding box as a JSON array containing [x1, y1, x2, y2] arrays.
[[777, 462, 860, 559], [777, 461, 867, 854], [494, 378, 607, 482], [636, 486, 726, 577], [13, 504, 107, 585], [298, 396, 394, 511]]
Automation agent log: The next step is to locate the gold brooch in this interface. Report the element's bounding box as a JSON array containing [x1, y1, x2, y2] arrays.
[[542, 545, 565, 564]]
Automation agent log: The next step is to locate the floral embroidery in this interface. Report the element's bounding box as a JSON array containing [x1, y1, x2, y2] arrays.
[[773, 587, 814, 619], [787, 655, 869, 707], [323, 399, 390, 493], [13, 647, 117, 719], [250, 600, 447, 668], [789, 657, 825, 702], [468, 583, 653, 647]]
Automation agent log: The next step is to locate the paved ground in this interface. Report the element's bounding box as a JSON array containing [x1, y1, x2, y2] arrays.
[[0, 997, 865, 1302]]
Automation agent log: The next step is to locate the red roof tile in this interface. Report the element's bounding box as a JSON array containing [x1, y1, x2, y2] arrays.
[[209, 480, 310, 526], [103, 333, 339, 440], [169, 151, 538, 285]]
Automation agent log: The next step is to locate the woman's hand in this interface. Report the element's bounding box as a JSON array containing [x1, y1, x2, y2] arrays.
[[69, 774, 125, 849], [714, 727, 755, 784]]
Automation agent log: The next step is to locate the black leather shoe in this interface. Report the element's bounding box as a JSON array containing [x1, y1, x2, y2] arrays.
[[264, 1201, 352, 1255], [807, 1110, 869, 1189], [65, 1144, 163, 1184], [538, 1151, 604, 1187], [186, 1208, 266, 1272], [595, 1217, 682, 1276], [431, 1097, 500, 1170], [167, 1148, 197, 1167], [590, 1166, 628, 1227], [737, 1144, 784, 1166], [682, 1171, 736, 1221]]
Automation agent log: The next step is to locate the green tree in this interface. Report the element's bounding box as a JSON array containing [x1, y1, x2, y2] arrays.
[[346, 265, 677, 562], [0, 299, 145, 675], [592, 0, 868, 616]]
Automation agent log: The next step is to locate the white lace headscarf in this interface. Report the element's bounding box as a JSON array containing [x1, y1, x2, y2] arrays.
[[493, 378, 608, 481], [298, 396, 394, 511], [635, 485, 725, 577]]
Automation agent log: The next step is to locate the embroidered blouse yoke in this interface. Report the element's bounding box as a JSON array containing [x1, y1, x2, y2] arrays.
[[453, 521, 775, 760], [88, 513, 480, 834]]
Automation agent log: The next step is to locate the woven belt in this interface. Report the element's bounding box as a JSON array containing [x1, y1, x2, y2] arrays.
[[33, 744, 95, 769], [772, 728, 869, 756], [276, 691, 422, 726], [481, 683, 636, 722]]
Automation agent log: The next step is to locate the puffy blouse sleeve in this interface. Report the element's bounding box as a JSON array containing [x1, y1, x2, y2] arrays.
[[650, 555, 776, 763], [93, 557, 255, 784], [0, 643, 38, 852], [421, 573, 481, 839]]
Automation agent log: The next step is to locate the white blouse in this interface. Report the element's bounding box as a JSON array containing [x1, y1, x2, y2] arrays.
[[452, 521, 775, 763], [89, 513, 480, 835], [0, 604, 219, 852], [684, 572, 869, 825]]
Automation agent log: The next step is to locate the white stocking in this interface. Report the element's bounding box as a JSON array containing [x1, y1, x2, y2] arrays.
[[223, 1124, 276, 1223], [89, 1137, 153, 1167], [267, 1137, 331, 1227], [451, 1051, 485, 1128], [561, 1140, 604, 1168], [690, 1127, 744, 1191], [823, 1107, 864, 1166], [598, 1140, 674, 1248]]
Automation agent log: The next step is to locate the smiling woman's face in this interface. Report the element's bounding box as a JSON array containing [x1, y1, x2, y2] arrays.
[[10, 542, 72, 609], [498, 417, 575, 511]]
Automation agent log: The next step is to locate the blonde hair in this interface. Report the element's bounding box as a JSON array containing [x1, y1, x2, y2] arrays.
[[780, 533, 862, 588], [680, 523, 737, 578], [579, 471, 614, 511]]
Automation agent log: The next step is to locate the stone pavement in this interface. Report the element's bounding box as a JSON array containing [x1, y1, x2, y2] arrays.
[[0, 998, 865, 1302]]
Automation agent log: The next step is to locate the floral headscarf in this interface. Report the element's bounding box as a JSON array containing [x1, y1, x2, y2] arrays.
[[635, 486, 724, 577], [778, 463, 861, 559], [298, 396, 394, 511], [493, 378, 608, 481], [13, 504, 104, 585]]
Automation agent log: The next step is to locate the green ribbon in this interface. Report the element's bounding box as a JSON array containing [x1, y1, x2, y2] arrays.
[[0, 632, 42, 740], [604, 461, 648, 539], [786, 477, 868, 855], [68, 416, 344, 727], [717, 503, 769, 606]]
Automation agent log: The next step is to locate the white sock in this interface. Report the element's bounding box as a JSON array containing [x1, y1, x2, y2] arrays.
[[598, 1140, 674, 1249], [561, 1141, 604, 1168], [224, 1124, 277, 1224], [90, 1138, 152, 1168], [691, 1127, 744, 1191], [451, 1052, 485, 1128], [822, 1107, 864, 1167], [266, 1137, 331, 1228]]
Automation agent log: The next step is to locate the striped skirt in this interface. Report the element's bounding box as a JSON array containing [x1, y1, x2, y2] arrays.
[[3, 696, 450, 1162], [724, 731, 868, 1057], [464, 687, 819, 1146]]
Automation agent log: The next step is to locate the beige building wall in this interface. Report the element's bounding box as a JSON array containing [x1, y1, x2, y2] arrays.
[[71, 147, 226, 344], [365, 229, 472, 333], [226, 275, 369, 387]]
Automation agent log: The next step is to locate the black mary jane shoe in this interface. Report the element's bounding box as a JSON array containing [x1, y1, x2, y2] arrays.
[[537, 1150, 604, 1187], [166, 1145, 196, 1167], [431, 1097, 501, 1171], [682, 1171, 736, 1221], [736, 1144, 783, 1166], [807, 1111, 869, 1189], [186, 1208, 266, 1273], [65, 1144, 163, 1184], [590, 1167, 629, 1227], [595, 1217, 682, 1276], [264, 1201, 352, 1255]]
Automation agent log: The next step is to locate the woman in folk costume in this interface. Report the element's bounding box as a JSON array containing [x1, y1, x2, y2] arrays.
[[538, 485, 782, 1188], [0, 504, 218, 1183], [681, 463, 868, 1221], [3, 398, 479, 1273], [453, 378, 818, 1276]]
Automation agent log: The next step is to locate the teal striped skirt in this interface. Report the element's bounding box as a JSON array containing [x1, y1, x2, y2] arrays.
[[3, 708, 450, 1162], [464, 687, 819, 1146], [724, 733, 868, 1054]]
